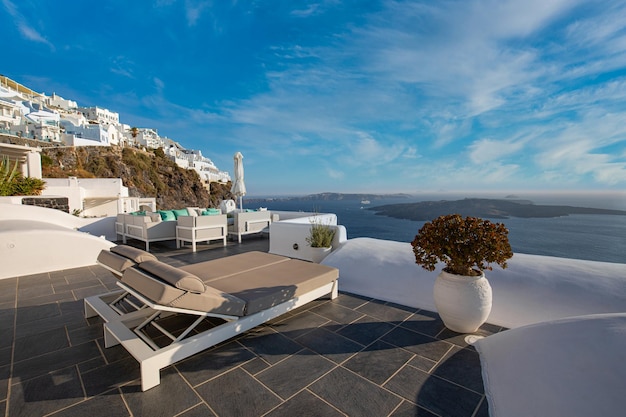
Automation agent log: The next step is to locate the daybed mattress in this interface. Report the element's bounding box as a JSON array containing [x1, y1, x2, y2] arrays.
[[119, 251, 338, 316]]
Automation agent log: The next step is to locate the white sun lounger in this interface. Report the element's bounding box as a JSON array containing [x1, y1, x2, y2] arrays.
[[85, 245, 160, 321], [85, 249, 339, 391]]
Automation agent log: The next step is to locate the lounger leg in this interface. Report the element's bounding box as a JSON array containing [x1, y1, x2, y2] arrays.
[[104, 325, 121, 348], [330, 280, 338, 299], [141, 362, 161, 391], [84, 300, 98, 318]]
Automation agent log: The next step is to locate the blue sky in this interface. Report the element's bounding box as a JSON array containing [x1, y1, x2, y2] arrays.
[[2, 0, 626, 196]]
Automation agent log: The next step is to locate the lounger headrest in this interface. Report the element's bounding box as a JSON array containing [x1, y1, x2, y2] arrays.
[[138, 260, 206, 294], [110, 245, 158, 263]]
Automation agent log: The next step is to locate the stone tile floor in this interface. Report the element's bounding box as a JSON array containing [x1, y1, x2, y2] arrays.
[[1, 237, 504, 416]]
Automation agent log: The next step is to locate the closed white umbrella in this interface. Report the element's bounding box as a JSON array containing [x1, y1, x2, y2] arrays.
[[231, 152, 246, 211]]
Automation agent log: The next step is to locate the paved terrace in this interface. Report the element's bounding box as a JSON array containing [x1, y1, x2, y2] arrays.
[[1, 237, 504, 417]]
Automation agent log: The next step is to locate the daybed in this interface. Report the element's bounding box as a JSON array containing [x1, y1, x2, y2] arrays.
[[228, 210, 275, 243], [475, 313, 626, 417], [176, 214, 227, 251], [85, 246, 339, 391]]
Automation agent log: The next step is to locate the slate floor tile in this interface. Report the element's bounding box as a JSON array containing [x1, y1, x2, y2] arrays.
[[400, 310, 447, 337], [176, 403, 217, 417], [336, 316, 396, 346], [0, 346, 11, 368], [406, 354, 437, 373], [241, 356, 271, 375], [294, 327, 363, 364], [176, 341, 256, 387], [47, 393, 130, 417], [382, 327, 453, 362], [238, 327, 303, 365], [264, 390, 344, 417], [17, 291, 75, 309], [310, 367, 402, 417], [0, 365, 9, 402], [384, 365, 482, 417], [81, 357, 141, 396], [333, 292, 372, 309], [15, 302, 60, 325], [343, 339, 414, 385], [68, 322, 103, 346], [390, 400, 438, 417], [9, 366, 84, 417], [12, 341, 101, 383], [310, 301, 365, 324], [432, 347, 484, 393], [270, 310, 330, 339], [256, 349, 336, 399], [121, 367, 201, 416], [14, 309, 83, 339], [96, 338, 134, 363], [357, 300, 415, 322], [13, 327, 69, 362], [196, 368, 281, 417]]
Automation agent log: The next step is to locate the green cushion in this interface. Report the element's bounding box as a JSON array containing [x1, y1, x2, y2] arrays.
[[202, 208, 222, 216], [158, 210, 176, 221], [130, 210, 146, 216], [172, 208, 189, 219]]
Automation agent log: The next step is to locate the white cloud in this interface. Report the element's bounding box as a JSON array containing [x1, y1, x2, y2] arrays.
[[184, 0, 211, 26], [468, 137, 527, 163], [2, 0, 54, 50]]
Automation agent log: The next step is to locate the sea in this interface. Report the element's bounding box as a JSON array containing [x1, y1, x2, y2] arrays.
[[252, 192, 626, 265]]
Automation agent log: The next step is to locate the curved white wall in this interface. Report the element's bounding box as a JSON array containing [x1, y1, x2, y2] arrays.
[[0, 202, 117, 240], [0, 220, 114, 279], [323, 237, 626, 329]]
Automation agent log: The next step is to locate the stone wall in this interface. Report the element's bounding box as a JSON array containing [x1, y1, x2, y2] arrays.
[[22, 197, 70, 213]]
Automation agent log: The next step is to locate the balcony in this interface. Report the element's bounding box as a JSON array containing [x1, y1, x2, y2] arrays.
[[2, 239, 498, 416]]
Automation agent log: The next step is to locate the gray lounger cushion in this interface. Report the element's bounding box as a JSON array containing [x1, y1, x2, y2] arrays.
[[121, 264, 247, 316], [119, 252, 338, 317], [180, 251, 289, 283], [208, 259, 339, 315], [139, 260, 206, 293], [98, 245, 158, 274]]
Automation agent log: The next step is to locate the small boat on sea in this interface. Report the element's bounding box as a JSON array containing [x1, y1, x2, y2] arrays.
[[360, 199, 371, 205]]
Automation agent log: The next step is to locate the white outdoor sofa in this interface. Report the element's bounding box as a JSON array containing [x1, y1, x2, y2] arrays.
[[176, 214, 227, 251], [85, 245, 339, 391], [228, 210, 276, 243], [120, 213, 177, 251]]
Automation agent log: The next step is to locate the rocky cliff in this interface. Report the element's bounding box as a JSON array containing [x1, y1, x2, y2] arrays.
[[39, 145, 233, 210]]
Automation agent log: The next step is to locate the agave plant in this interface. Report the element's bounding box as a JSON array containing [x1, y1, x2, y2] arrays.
[[0, 155, 46, 196], [0, 155, 19, 196]]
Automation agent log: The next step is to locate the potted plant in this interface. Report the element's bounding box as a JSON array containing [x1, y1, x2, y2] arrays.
[[306, 217, 337, 263], [411, 214, 513, 333]]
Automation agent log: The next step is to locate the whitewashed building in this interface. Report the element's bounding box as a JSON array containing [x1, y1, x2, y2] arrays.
[[60, 120, 122, 147], [79, 106, 120, 125], [46, 93, 78, 111]]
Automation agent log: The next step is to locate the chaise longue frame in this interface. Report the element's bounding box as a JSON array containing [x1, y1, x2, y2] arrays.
[[84, 246, 339, 391]]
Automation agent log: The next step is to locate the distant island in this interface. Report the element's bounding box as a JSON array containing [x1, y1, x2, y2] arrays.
[[369, 198, 626, 220], [246, 192, 411, 204]]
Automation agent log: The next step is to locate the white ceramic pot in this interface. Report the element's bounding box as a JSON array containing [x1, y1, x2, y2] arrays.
[[310, 246, 332, 263], [433, 270, 492, 333]]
